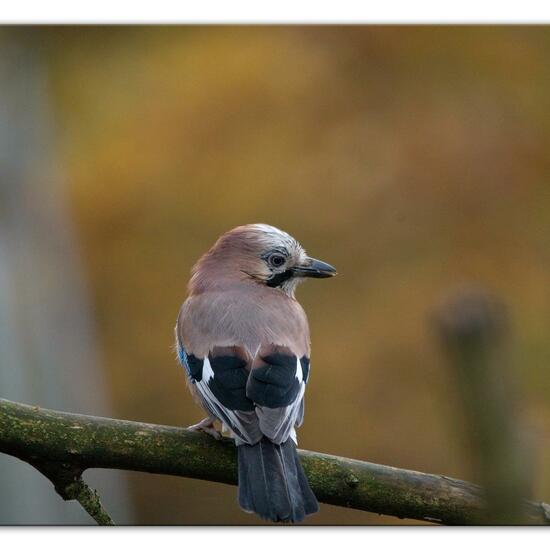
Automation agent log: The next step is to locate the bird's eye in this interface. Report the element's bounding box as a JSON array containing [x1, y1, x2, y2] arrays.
[[268, 254, 286, 268]]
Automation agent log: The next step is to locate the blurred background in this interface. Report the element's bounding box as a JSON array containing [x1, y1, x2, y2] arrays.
[[0, 25, 549, 525]]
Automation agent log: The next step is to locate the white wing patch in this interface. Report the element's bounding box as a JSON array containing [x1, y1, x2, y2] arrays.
[[295, 356, 303, 383], [195, 357, 260, 445], [202, 356, 214, 383], [178, 339, 308, 446]]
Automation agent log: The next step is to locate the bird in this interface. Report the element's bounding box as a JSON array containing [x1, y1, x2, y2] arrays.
[[175, 223, 336, 523]]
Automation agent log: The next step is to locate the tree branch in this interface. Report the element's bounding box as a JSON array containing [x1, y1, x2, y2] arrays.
[[31, 460, 115, 525], [0, 398, 548, 525]]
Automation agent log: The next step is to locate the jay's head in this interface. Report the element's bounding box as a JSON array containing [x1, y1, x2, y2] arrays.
[[190, 224, 336, 296]]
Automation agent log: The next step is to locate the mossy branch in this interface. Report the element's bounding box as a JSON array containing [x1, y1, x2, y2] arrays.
[[31, 460, 114, 525], [0, 398, 548, 525]]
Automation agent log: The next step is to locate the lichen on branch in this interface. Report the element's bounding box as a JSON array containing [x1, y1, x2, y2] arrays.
[[0, 398, 548, 525]]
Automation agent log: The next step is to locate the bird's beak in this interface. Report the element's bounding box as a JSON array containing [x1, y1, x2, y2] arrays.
[[292, 257, 337, 279]]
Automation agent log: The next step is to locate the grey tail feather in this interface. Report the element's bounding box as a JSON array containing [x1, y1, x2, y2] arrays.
[[237, 437, 319, 523]]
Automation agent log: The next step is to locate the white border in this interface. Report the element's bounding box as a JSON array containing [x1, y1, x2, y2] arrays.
[[1, 526, 549, 550], [1, 0, 550, 24], [1, 1, 549, 543]]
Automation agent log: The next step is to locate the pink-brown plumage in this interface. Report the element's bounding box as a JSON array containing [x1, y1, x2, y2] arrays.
[[175, 223, 336, 522], [178, 285, 310, 359], [180, 224, 311, 358]]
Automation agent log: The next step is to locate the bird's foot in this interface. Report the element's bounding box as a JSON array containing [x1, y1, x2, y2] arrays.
[[187, 417, 222, 440]]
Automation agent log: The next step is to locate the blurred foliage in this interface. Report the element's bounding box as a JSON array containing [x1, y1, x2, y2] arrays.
[[7, 26, 550, 524]]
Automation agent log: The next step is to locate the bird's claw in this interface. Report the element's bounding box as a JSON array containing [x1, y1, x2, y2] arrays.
[[187, 418, 222, 440]]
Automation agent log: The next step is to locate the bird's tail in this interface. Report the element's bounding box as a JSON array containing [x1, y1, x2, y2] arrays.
[[237, 437, 319, 523]]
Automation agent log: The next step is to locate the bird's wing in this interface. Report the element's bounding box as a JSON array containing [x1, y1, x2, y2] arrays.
[[246, 344, 310, 445], [176, 291, 311, 446], [176, 336, 263, 445]]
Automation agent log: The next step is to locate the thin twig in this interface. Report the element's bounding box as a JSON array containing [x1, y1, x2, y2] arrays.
[[31, 461, 115, 525]]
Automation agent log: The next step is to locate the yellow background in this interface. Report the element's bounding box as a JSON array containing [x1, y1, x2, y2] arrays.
[[6, 26, 550, 524]]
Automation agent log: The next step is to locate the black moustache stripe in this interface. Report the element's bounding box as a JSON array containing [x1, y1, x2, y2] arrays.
[[266, 269, 294, 288]]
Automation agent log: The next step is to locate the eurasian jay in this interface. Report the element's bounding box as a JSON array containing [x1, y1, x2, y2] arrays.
[[175, 224, 336, 523]]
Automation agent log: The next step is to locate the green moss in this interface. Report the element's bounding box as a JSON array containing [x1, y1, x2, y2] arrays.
[[1, 398, 548, 525]]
